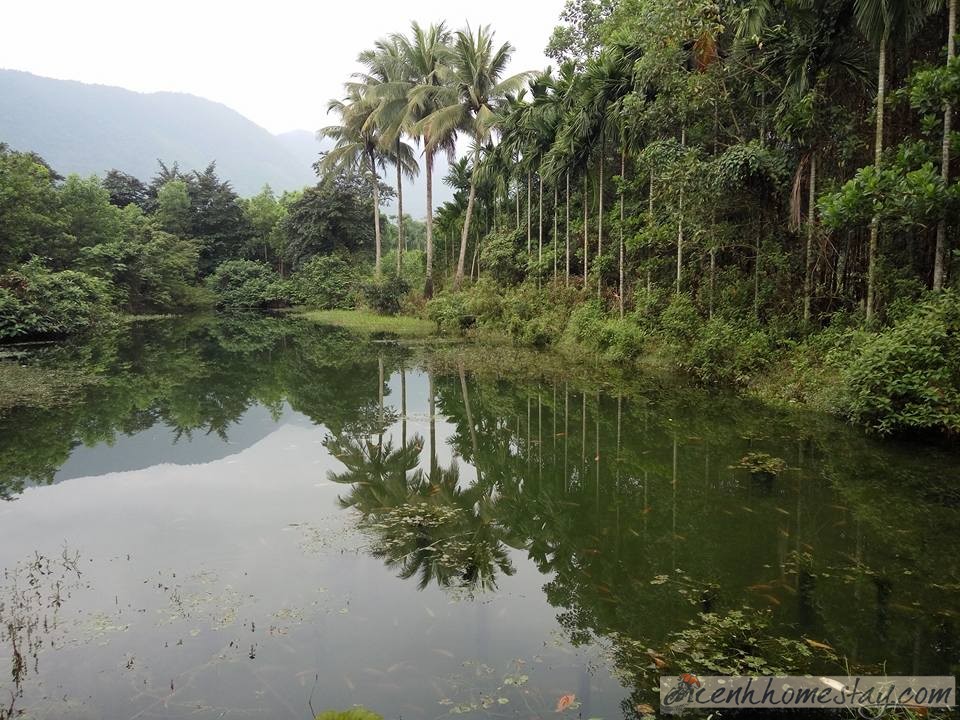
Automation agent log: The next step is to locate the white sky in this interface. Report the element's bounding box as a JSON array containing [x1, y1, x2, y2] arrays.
[[1, 0, 564, 135]]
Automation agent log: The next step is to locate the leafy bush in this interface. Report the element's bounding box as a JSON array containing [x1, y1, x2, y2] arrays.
[[290, 255, 361, 309], [426, 292, 473, 334], [362, 274, 410, 316], [842, 291, 960, 434], [479, 229, 525, 285], [659, 292, 703, 345], [501, 282, 578, 348], [684, 318, 774, 385], [205, 259, 290, 309], [0, 260, 114, 340]]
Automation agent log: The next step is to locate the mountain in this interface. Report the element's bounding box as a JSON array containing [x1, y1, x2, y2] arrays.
[[0, 69, 317, 196], [0, 68, 456, 213]]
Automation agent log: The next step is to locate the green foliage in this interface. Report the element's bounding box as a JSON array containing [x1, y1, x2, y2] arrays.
[[735, 452, 788, 476], [684, 318, 774, 385], [661, 608, 829, 675], [427, 291, 474, 334], [291, 255, 363, 309], [842, 292, 960, 435], [205, 260, 290, 309], [156, 179, 192, 237], [362, 274, 410, 316], [479, 229, 525, 285], [0, 144, 63, 267], [282, 174, 376, 271], [314, 708, 383, 720], [79, 205, 204, 312], [659, 293, 703, 346], [0, 260, 114, 340]]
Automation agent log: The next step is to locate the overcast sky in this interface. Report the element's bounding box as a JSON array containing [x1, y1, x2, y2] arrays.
[[1, 0, 564, 135]]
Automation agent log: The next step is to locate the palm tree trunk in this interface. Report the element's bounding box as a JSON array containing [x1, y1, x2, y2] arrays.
[[527, 170, 532, 261], [676, 127, 685, 294], [866, 34, 887, 323], [598, 148, 604, 299], [709, 247, 716, 318], [619, 148, 625, 319], [458, 362, 480, 479], [565, 172, 571, 285], [803, 152, 817, 323], [648, 168, 654, 294], [425, 148, 435, 298], [454, 177, 477, 287], [553, 185, 558, 282], [515, 178, 520, 230], [370, 152, 382, 277], [538, 173, 544, 275], [935, 0, 956, 292], [396, 148, 404, 275], [583, 174, 589, 290]]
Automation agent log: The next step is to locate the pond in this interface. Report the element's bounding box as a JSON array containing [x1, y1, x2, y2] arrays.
[[1, 315, 958, 719]]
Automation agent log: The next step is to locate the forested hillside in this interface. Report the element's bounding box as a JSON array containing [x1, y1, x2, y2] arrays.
[[0, 70, 318, 195]]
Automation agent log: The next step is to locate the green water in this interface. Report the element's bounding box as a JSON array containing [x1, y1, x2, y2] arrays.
[[0, 315, 958, 719]]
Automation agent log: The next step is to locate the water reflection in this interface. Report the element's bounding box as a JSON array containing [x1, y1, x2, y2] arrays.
[[0, 315, 958, 719]]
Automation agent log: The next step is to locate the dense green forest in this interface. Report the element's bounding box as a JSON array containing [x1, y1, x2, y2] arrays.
[[2, 0, 959, 437]]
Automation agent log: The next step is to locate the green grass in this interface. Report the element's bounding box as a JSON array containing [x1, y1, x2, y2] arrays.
[[299, 309, 437, 337]]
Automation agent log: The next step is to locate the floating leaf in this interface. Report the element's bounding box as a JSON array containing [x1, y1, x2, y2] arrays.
[[556, 693, 577, 712]]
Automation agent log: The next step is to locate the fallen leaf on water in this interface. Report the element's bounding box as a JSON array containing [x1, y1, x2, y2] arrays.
[[556, 693, 576, 712]]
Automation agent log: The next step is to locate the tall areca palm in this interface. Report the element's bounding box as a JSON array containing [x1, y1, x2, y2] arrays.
[[935, 0, 957, 291], [854, 0, 934, 321], [319, 87, 387, 275], [421, 25, 528, 287]]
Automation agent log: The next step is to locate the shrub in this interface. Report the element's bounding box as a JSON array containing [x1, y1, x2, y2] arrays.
[[290, 255, 361, 309], [842, 291, 960, 435], [479, 229, 524, 285], [206, 259, 290, 309], [685, 318, 774, 385], [426, 292, 473, 334], [362, 274, 410, 316], [659, 292, 703, 345], [0, 260, 114, 340]]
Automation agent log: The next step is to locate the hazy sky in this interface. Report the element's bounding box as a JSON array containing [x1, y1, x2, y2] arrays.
[[2, 0, 564, 135]]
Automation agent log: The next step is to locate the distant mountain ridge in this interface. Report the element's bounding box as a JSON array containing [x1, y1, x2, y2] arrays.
[[0, 69, 321, 196], [0, 68, 454, 213]]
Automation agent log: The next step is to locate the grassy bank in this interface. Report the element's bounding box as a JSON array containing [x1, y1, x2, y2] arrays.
[[296, 309, 436, 337], [406, 280, 957, 437]]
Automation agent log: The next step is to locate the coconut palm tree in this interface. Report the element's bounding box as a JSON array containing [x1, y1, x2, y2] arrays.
[[319, 87, 388, 275], [419, 25, 529, 288], [393, 22, 456, 298], [357, 38, 421, 274]]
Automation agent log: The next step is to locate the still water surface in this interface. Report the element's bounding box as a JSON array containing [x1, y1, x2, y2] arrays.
[[1, 316, 958, 719]]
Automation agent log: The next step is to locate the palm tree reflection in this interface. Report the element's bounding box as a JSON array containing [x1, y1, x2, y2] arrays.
[[326, 433, 515, 593]]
